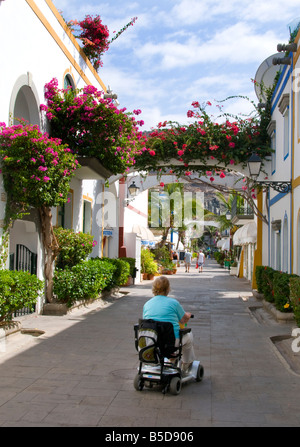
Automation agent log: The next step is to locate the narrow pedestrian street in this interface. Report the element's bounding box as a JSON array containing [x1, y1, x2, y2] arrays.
[[0, 259, 299, 427]]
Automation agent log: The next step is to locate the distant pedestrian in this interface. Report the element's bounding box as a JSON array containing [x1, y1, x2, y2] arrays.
[[184, 250, 192, 273], [197, 250, 205, 273], [172, 251, 178, 266]]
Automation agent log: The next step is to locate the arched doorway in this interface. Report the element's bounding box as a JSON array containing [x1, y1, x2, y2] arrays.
[[7, 75, 43, 313], [13, 85, 40, 125], [9, 73, 40, 127]]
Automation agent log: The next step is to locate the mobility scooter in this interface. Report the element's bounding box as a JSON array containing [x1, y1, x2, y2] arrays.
[[133, 317, 204, 395]]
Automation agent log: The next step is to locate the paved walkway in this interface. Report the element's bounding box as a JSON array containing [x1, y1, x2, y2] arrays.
[[0, 259, 299, 427]]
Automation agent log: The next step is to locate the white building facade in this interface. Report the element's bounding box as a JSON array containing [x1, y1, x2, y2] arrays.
[[0, 0, 123, 312], [257, 28, 300, 278]]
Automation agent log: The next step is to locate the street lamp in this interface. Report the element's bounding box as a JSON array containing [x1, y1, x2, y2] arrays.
[[124, 181, 140, 206], [128, 181, 140, 197], [247, 153, 291, 193], [247, 153, 262, 179]]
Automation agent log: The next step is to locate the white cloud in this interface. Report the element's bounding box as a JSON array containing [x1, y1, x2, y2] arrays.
[[134, 22, 279, 71]]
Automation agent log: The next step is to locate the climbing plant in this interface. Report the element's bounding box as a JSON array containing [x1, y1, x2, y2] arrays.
[[135, 98, 272, 179], [0, 122, 79, 303], [42, 78, 144, 175], [67, 15, 137, 70]]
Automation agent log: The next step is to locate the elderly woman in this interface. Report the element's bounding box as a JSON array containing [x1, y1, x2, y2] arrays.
[[143, 276, 195, 371]]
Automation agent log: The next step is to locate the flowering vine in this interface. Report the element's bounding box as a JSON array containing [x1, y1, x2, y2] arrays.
[[42, 78, 144, 176], [67, 15, 137, 70], [135, 98, 272, 180], [0, 122, 79, 303]]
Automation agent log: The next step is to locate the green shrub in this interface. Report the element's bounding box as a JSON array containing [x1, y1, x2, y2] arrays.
[[290, 277, 300, 326], [260, 266, 276, 302], [0, 270, 44, 322], [53, 258, 116, 307], [255, 266, 265, 293], [273, 271, 297, 312], [214, 251, 225, 266], [54, 227, 96, 269], [107, 258, 131, 286], [119, 257, 136, 277]]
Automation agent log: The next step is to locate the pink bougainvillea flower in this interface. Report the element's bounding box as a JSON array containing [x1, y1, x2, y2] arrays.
[[43, 176, 50, 182], [220, 172, 226, 178], [210, 177, 215, 182], [177, 150, 184, 156], [160, 182, 164, 187], [149, 150, 155, 156]]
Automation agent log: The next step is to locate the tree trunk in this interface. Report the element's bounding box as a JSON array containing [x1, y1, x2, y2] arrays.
[[157, 226, 170, 248], [39, 205, 60, 303]]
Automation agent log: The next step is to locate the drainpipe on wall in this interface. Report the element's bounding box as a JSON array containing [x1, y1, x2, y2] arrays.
[[119, 177, 127, 257]]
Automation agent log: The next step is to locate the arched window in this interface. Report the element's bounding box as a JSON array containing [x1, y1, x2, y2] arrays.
[[9, 73, 40, 127], [64, 74, 75, 91], [13, 85, 40, 126]]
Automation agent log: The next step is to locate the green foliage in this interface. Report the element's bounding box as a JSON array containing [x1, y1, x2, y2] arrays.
[[0, 270, 44, 322], [53, 257, 132, 307], [119, 257, 136, 277], [290, 277, 300, 326], [53, 258, 116, 307], [54, 227, 95, 269], [255, 266, 299, 313], [141, 248, 158, 274], [260, 266, 276, 303], [255, 265, 264, 293], [214, 251, 225, 266], [102, 257, 131, 286], [273, 271, 297, 313]]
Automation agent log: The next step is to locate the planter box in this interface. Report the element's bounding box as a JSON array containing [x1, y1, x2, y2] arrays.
[[262, 300, 294, 322], [230, 267, 238, 276]]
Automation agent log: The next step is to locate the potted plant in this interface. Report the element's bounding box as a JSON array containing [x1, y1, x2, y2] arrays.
[[160, 257, 175, 275], [141, 248, 158, 280]]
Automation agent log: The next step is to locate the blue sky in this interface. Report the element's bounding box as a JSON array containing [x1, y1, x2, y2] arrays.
[[53, 0, 300, 131]]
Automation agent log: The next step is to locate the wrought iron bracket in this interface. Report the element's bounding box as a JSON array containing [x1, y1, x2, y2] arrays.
[[256, 181, 291, 194]]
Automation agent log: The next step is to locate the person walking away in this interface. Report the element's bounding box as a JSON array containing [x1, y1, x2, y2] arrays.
[[172, 251, 178, 266], [184, 250, 192, 273], [197, 250, 205, 273], [143, 276, 195, 371]]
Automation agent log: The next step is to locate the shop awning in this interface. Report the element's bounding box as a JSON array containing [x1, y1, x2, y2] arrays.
[[132, 224, 156, 241], [233, 222, 257, 246], [217, 238, 230, 250]]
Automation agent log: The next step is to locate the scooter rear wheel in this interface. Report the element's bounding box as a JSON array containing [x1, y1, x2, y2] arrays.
[[169, 376, 182, 395], [134, 373, 144, 391]]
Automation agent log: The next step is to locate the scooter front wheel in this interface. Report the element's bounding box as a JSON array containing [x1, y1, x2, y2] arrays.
[[196, 364, 204, 382]]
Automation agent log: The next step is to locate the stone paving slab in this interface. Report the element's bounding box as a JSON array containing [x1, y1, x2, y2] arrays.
[[0, 260, 299, 428]]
